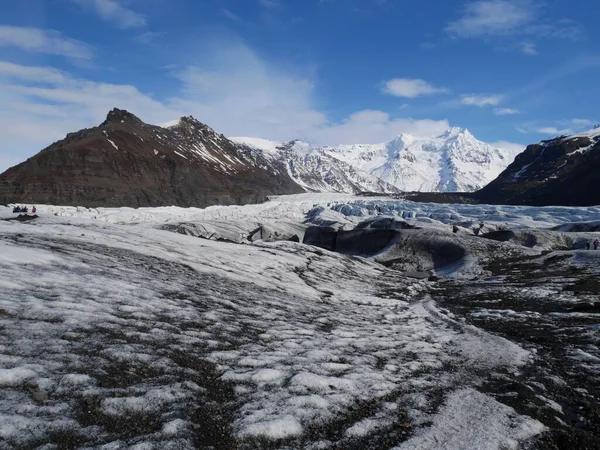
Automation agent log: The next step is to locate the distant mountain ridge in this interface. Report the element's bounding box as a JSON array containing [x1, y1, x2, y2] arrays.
[[0, 108, 303, 207], [233, 128, 521, 194], [0, 107, 527, 208]]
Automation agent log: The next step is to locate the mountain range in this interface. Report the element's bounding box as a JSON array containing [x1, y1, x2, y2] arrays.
[[232, 128, 520, 194], [2, 107, 598, 208]]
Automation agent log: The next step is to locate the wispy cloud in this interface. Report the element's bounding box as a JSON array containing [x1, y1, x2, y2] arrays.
[[446, 0, 536, 38], [135, 31, 165, 44], [571, 118, 592, 127], [494, 107, 520, 115], [221, 8, 240, 21], [490, 140, 525, 153], [0, 26, 93, 60], [382, 78, 449, 98], [518, 118, 595, 136], [0, 43, 453, 172], [519, 41, 537, 55], [536, 126, 572, 135], [71, 0, 146, 29], [445, 0, 584, 52], [0, 61, 68, 84], [461, 94, 503, 107], [0, 60, 176, 170]]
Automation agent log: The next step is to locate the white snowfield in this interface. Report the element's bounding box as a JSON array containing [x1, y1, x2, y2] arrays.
[[233, 128, 522, 194], [5, 194, 600, 448]]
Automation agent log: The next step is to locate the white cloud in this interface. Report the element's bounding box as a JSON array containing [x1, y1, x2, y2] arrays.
[[536, 127, 572, 135], [382, 78, 448, 98], [0, 45, 452, 171], [445, 1, 584, 49], [519, 41, 537, 55], [0, 26, 92, 60], [571, 118, 592, 127], [71, 0, 147, 29], [461, 95, 503, 107], [446, 0, 535, 38], [494, 107, 520, 115], [313, 110, 450, 145], [135, 32, 165, 44], [490, 140, 525, 153], [0, 61, 69, 84]]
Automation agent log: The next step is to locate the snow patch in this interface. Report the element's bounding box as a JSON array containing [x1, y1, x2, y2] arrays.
[[240, 415, 303, 440], [397, 389, 546, 450]]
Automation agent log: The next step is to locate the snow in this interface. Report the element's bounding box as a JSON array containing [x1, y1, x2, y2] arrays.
[[231, 136, 283, 155], [231, 129, 521, 194], [102, 131, 119, 150], [317, 128, 521, 192], [2, 193, 591, 447], [397, 389, 545, 450], [0, 367, 38, 386], [563, 127, 600, 141], [14, 192, 600, 231], [240, 415, 303, 440], [106, 138, 119, 150]]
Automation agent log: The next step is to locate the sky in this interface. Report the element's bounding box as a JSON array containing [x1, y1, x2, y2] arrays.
[[0, 0, 599, 171]]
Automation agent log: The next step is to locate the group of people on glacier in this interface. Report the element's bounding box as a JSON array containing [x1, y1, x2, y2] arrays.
[[12, 205, 36, 214], [586, 239, 600, 250]]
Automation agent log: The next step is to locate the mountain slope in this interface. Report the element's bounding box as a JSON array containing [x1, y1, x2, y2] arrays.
[[318, 128, 521, 192], [231, 137, 401, 194], [0, 109, 303, 207], [476, 128, 600, 206]]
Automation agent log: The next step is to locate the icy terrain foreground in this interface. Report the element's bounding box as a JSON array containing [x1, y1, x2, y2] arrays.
[[1, 195, 599, 449]]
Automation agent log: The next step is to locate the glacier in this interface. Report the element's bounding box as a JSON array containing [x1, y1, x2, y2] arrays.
[[1, 194, 600, 448]]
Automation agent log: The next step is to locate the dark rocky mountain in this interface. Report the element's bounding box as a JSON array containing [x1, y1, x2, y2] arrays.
[[0, 108, 303, 208], [475, 129, 600, 206]]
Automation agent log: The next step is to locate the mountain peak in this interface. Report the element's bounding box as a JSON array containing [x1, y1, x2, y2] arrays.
[[388, 133, 413, 146], [179, 115, 203, 126], [170, 116, 215, 134], [105, 108, 143, 125], [437, 127, 469, 139]]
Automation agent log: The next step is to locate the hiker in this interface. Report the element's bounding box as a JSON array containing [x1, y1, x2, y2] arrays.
[[587, 240, 591, 250], [32, 206, 36, 214], [594, 239, 599, 250]]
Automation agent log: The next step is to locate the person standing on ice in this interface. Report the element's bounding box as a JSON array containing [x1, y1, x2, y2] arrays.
[[586, 240, 591, 250], [594, 239, 599, 250], [32, 206, 36, 214]]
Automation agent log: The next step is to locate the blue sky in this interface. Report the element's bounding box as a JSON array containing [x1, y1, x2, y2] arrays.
[[0, 0, 598, 171]]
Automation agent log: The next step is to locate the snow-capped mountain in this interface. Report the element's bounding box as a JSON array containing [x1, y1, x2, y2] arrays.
[[231, 137, 401, 194], [318, 128, 522, 192], [232, 128, 521, 194], [477, 127, 600, 206]]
